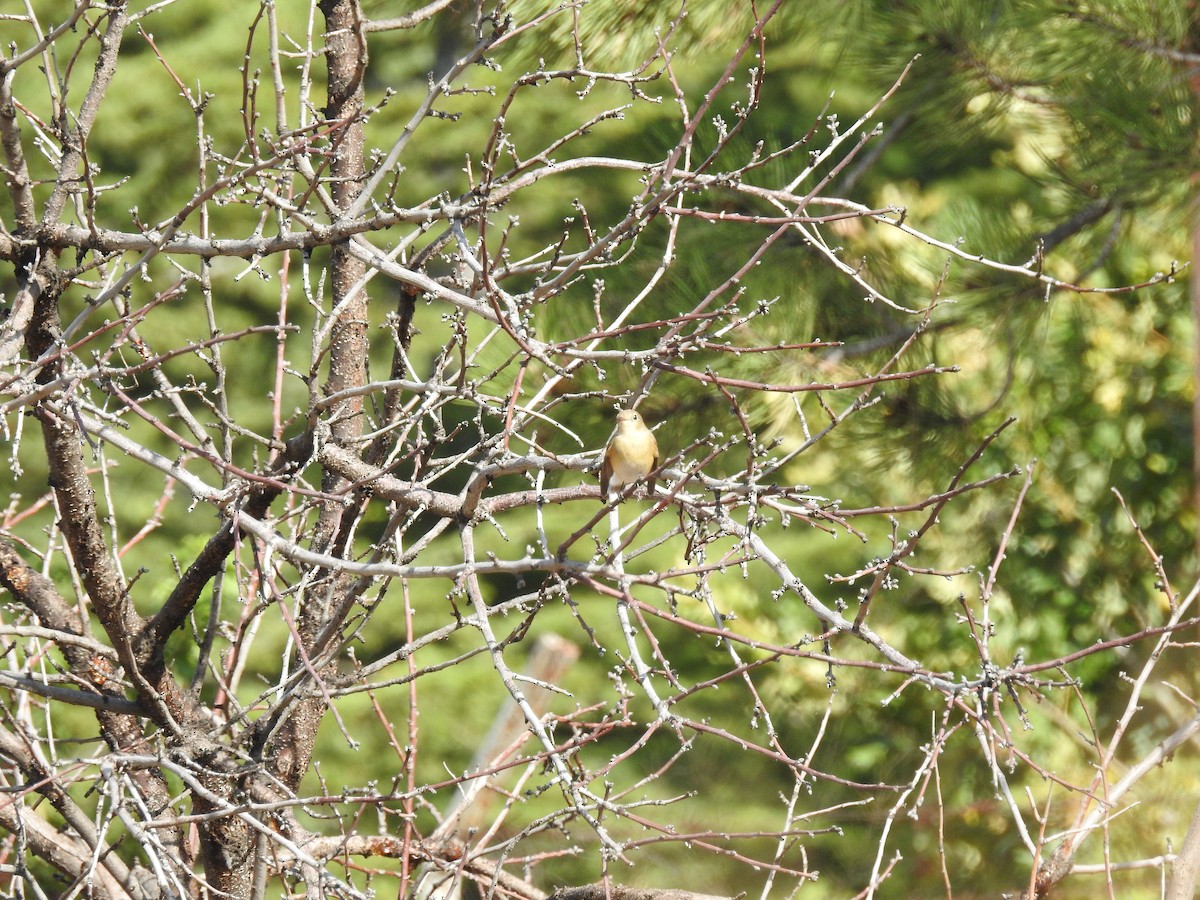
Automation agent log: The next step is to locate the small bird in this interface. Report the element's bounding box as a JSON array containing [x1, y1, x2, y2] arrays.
[[600, 409, 659, 497]]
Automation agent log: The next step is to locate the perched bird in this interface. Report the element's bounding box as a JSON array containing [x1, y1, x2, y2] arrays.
[[600, 409, 659, 497]]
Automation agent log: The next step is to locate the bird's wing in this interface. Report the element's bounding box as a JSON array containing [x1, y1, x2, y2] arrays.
[[599, 446, 613, 493]]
